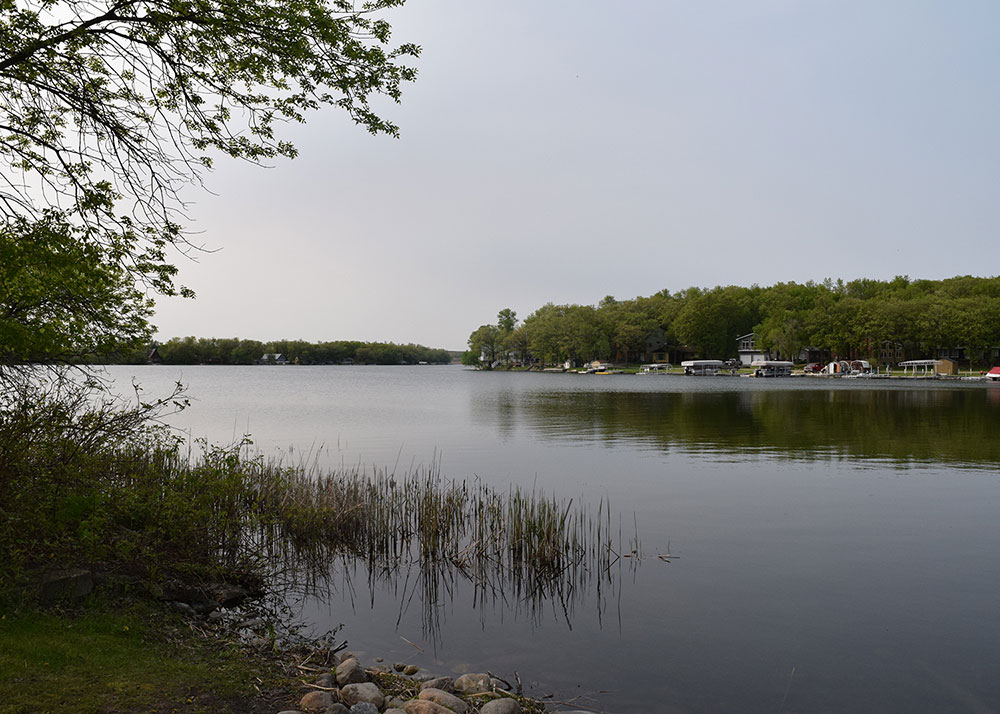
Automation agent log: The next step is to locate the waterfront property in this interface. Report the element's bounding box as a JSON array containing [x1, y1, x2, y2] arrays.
[[737, 332, 768, 366], [899, 358, 957, 376], [258, 353, 289, 365], [751, 360, 793, 377], [92, 365, 1000, 714], [681, 359, 726, 375]]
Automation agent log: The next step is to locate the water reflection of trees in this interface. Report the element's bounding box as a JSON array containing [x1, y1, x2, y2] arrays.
[[489, 387, 1000, 467]]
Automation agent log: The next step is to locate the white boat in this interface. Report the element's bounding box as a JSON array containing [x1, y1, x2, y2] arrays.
[[681, 359, 726, 376], [638, 363, 671, 375], [751, 360, 793, 377]]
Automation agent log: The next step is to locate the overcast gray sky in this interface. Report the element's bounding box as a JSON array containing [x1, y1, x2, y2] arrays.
[[152, 1, 1000, 351]]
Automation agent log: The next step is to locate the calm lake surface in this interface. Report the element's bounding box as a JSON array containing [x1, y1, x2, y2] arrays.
[[106, 365, 1000, 714]]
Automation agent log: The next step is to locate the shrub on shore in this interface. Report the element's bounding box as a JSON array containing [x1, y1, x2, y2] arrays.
[[0, 372, 622, 610]]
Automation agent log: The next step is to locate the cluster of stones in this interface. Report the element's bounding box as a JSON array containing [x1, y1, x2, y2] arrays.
[[278, 651, 524, 714]]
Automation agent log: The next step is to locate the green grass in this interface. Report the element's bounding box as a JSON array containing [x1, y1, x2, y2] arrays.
[[0, 598, 292, 714]]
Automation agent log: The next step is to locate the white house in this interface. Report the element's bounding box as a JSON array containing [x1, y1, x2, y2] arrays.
[[737, 333, 770, 366]]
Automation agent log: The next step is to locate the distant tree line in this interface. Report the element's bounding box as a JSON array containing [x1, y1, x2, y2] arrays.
[[109, 338, 454, 366], [465, 276, 1000, 368]]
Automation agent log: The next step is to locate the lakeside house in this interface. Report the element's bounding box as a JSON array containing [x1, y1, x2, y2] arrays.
[[257, 353, 289, 365], [615, 328, 694, 365], [737, 333, 822, 366], [737, 333, 768, 366]]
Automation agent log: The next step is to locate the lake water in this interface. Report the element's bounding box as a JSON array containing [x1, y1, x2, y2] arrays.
[[106, 365, 1000, 714]]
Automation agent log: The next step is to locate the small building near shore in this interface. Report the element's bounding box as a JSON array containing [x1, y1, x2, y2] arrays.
[[936, 358, 958, 375], [899, 358, 957, 376], [258, 353, 288, 365], [737, 333, 768, 366]]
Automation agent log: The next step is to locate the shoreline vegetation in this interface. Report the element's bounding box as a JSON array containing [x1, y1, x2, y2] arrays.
[[462, 275, 1000, 371], [95, 338, 457, 366], [0, 370, 628, 713]]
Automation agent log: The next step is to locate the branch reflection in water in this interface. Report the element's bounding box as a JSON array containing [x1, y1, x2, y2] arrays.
[[253, 460, 638, 645]]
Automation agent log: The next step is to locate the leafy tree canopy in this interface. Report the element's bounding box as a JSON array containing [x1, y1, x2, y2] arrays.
[[473, 275, 1000, 368], [0, 0, 418, 370]]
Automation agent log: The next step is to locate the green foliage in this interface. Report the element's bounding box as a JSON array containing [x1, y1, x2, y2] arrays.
[[0, 211, 153, 364], [0, 370, 614, 604], [0, 0, 418, 368], [143, 337, 452, 365], [470, 275, 1000, 366], [466, 324, 500, 369]]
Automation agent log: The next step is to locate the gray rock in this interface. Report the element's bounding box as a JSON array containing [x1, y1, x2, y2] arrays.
[[168, 601, 196, 616], [393, 662, 407, 672], [418, 687, 468, 714], [34, 568, 93, 602], [385, 696, 408, 710], [206, 610, 224, 623], [403, 702, 456, 714], [340, 682, 385, 709], [403, 664, 420, 676], [453, 672, 491, 694], [238, 617, 265, 630], [299, 690, 336, 712], [276, 711, 306, 714], [350, 704, 379, 714], [420, 677, 453, 692], [329, 706, 349, 714], [338, 650, 357, 663], [480, 699, 523, 714], [206, 582, 251, 607], [189, 599, 218, 616], [313, 673, 336, 688], [384, 710, 407, 714], [336, 657, 368, 686]]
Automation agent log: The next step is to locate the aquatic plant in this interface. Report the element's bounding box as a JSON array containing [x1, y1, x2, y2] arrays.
[[0, 383, 631, 630]]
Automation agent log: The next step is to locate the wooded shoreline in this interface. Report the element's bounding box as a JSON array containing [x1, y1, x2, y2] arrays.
[[465, 276, 1000, 370]]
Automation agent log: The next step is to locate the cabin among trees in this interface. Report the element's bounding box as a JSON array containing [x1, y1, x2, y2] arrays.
[[465, 276, 1000, 369]]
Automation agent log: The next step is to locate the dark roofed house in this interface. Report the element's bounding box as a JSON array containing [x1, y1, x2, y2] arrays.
[[258, 353, 288, 365]]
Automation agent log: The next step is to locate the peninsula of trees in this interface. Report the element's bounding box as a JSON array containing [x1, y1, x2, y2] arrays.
[[465, 276, 1000, 368], [115, 338, 454, 366]]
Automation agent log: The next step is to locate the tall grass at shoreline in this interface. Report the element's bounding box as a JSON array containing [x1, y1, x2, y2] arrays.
[[0, 383, 629, 625]]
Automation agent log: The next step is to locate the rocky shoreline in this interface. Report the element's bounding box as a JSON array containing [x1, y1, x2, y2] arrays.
[[276, 649, 587, 714], [24, 571, 598, 714]]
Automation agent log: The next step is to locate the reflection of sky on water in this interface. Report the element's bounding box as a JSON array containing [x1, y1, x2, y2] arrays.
[[105, 366, 1000, 714]]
